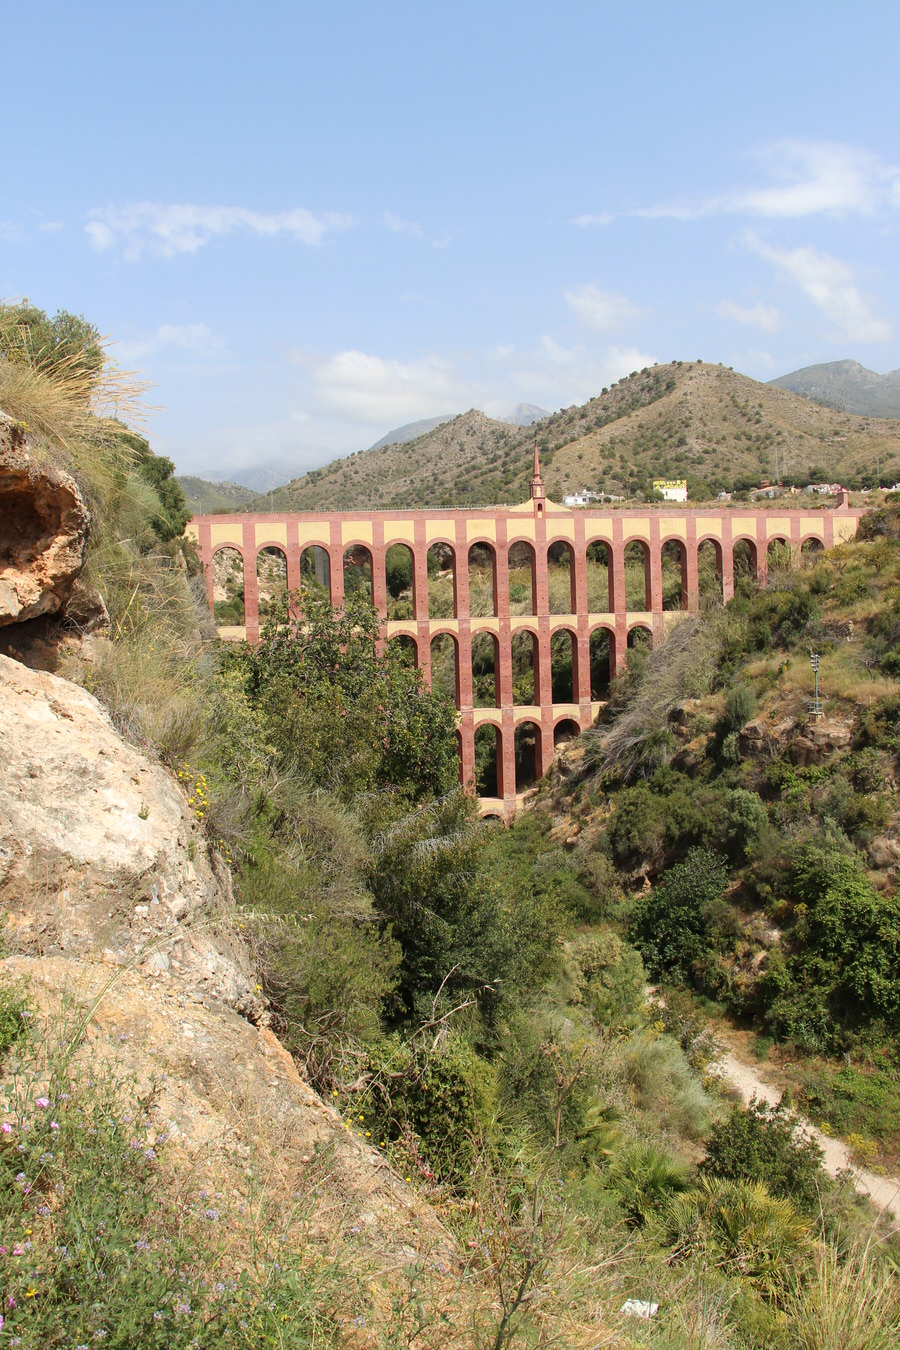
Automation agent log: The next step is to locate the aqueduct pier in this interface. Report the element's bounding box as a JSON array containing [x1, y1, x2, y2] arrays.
[[188, 468, 862, 818]]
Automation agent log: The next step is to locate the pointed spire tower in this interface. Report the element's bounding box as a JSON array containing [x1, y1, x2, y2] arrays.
[[530, 440, 546, 511]]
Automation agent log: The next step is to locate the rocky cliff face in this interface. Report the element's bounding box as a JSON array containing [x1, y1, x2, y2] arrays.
[[0, 411, 89, 627], [0, 655, 453, 1268]]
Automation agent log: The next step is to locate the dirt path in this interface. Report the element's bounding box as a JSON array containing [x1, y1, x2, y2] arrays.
[[713, 1049, 900, 1217]]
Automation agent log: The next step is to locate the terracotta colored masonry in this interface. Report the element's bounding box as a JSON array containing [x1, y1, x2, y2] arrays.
[[187, 480, 862, 819]]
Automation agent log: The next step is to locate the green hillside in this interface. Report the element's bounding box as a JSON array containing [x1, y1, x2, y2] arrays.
[[177, 474, 258, 515], [254, 361, 900, 513]]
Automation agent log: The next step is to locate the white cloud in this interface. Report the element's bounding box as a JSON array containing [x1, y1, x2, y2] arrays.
[[383, 211, 423, 236], [736, 141, 896, 218], [601, 346, 659, 383], [116, 323, 226, 364], [575, 140, 900, 225], [298, 349, 471, 426], [86, 202, 351, 259], [716, 300, 780, 332], [0, 216, 63, 241], [564, 284, 641, 331], [539, 335, 580, 366], [745, 231, 892, 342], [571, 211, 616, 228], [493, 340, 657, 415]]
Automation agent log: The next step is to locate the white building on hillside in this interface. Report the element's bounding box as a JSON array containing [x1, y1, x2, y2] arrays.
[[653, 479, 688, 503]]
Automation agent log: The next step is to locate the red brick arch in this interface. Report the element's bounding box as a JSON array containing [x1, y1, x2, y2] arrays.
[[189, 492, 864, 818]]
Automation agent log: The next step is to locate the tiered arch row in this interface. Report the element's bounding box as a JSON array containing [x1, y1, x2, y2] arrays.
[[188, 501, 861, 817]]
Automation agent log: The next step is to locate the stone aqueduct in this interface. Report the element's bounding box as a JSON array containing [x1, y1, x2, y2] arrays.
[[188, 463, 862, 818]]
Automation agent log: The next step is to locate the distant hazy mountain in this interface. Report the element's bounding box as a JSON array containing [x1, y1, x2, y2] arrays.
[[504, 403, 549, 426], [200, 462, 300, 493], [367, 415, 458, 451], [770, 360, 900, 418], [177, 476, 258, 515]]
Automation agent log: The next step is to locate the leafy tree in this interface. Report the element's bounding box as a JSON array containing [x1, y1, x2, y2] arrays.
[[724, 682, 756, 733], [630, 847, 729, 983], [571, 930, 645, 1029], [758, 847, 900, 1048], [384, 543, 413, 598], [0, 300, 103, 381], [368, 791, 561, 1020], [117, 428, 190, 540], [241, 592, 459, 804]]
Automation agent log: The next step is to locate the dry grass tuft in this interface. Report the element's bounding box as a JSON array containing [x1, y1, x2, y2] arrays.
[[0, 312, 153, 513]]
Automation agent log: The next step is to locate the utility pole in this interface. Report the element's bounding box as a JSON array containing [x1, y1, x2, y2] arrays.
[[809, 651, 823, 719]]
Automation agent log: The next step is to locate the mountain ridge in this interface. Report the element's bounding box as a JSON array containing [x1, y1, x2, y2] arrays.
[[251, 362, 900, 512], [770, 359, 900, 419]]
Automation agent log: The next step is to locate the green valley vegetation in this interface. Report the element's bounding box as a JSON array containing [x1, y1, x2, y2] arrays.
[[251, 361, 900, 512], [3, 301, 900, 1345]]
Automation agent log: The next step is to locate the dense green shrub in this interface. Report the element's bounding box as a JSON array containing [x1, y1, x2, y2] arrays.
[[865, 595, 900, 676], [630, 848, 729, 984], [857, 500, 900, 541], [570, 930, 645, 1029], [368, 791, 562, 1021], [699, 1099, 826, 1215], [854, 693, 900, 751], [0, 300, 103, 380], [608, 770, 768, 872], [363, 1032, 496, 1186], [757, 847, 900, 1049], [240, 592, 459, 803], [657, 1177, 813, 1297], [240, 852, 400, 1071], [606, 1139, 690, 1226], [723, 682, 756, 732]]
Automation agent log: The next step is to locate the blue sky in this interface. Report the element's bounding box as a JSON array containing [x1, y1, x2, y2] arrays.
[[3, 1, 900, 479]]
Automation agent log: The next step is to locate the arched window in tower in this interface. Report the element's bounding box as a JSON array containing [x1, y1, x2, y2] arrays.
[[661, 539, 687, 611], [624, 540, 651, 610], [467, 543, 498, 617], [547, 542, 576, 614], [212, 547, 245, 627], [427, 543, 457, 618], [298, 545, 331, 603], [697, 539, 723, 606], [385, 543, 416, 619], [256, 546, 287, 618], [507, 541, 536, 615], [343, 545, 374, 604]]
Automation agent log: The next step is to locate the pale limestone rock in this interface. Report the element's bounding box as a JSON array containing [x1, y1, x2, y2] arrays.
[[0, 651, 457, 1267], [0, 652, 256, 1016]]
